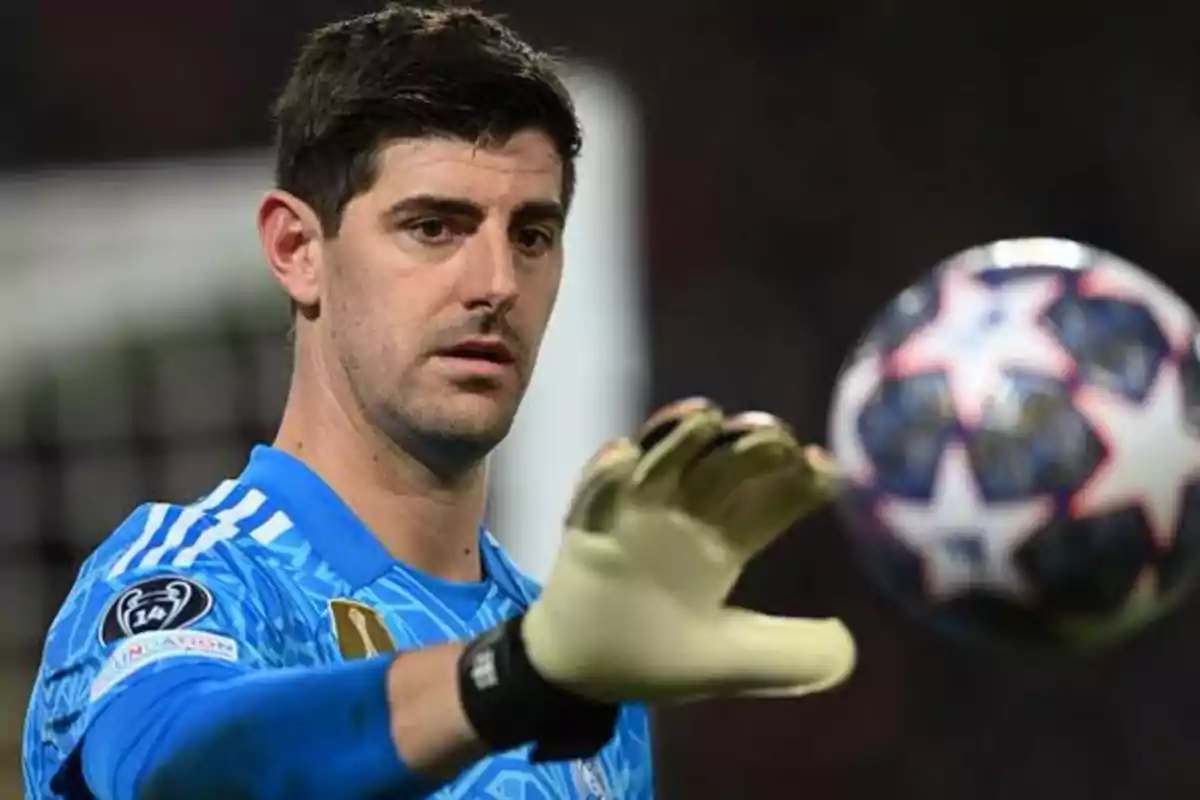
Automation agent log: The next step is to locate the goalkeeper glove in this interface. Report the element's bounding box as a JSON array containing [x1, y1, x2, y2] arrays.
[[458, 398, 856, 759]]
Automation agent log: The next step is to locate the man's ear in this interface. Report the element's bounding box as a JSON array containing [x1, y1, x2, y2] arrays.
[[257, 189, 326, 309]]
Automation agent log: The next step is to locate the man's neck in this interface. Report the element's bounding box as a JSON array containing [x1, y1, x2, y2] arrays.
[[273, 371, 488, 584]]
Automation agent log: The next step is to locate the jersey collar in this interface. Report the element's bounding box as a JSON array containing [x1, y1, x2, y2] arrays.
[[238, 445, 535, 605], [240, 445, 393, 588]]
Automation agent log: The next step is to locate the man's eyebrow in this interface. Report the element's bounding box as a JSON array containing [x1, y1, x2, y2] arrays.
[[381, 196, 564, 227], [511, 200, 566, 227], [383, 195, 485, 220]]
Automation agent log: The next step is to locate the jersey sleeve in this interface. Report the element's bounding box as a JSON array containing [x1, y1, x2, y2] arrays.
[[25, 501, 291, 797]]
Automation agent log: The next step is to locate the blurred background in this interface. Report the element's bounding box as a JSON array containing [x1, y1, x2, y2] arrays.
[[8, 2, 1200, 797]]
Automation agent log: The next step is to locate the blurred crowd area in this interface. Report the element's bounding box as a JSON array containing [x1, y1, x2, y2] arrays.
[[6, 2, 1200, 797]]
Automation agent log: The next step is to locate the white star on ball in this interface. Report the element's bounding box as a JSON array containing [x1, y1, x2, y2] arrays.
[[1072, 362, 1200, 550], [880, 444, 1054, 601], [889, 270, 1075, 426]]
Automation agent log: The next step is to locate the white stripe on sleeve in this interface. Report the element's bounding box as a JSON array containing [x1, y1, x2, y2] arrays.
[[170, 489, 267, 569], [107, 503, 171, 578]]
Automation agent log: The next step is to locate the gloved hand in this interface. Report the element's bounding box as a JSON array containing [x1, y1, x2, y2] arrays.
[[522, 397, 855, 703], [458, 398, 855, 760]]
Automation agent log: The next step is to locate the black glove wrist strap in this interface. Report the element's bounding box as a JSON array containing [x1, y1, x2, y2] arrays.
[[457, 614, 620, 762]]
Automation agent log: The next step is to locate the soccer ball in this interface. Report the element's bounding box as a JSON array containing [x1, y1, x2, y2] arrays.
[[828, 237, 1200, 654]]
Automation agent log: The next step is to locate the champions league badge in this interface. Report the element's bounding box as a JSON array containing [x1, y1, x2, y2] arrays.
[[99, 575, 214, 645]]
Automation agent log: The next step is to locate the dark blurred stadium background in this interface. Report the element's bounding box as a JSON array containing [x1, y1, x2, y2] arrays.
[[7, 2, 1200, 797]]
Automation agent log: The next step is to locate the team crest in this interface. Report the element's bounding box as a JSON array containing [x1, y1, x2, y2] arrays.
[[99, 576, 213, 645], [329, 599, 397, 659], [571, 758, 611, 799]]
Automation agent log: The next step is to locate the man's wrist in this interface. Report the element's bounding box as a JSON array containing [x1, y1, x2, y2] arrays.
[[386, 643, 488, 785], [457, 614, 620, 762]]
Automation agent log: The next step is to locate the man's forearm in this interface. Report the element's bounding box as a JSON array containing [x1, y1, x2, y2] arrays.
[[85, 619, 621, 800], [86, 653, 474, 800]]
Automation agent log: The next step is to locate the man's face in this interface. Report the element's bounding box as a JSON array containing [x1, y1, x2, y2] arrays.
[[318, 130, 566, 469]]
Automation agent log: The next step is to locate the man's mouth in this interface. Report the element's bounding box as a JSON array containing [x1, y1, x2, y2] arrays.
[[434, 338, 517, 366]]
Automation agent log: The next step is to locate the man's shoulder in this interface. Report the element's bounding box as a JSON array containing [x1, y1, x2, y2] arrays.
[[23, 479, 312, 796], [84, 479, 296, 586], [49, 479, 303, 654]]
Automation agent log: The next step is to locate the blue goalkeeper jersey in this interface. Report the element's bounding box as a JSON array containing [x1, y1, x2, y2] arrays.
[[23, 445, 654, 799]]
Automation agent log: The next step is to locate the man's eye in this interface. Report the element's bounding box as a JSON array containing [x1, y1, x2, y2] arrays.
[[406, 218, 452, 242], [515, 227, 554, 253]]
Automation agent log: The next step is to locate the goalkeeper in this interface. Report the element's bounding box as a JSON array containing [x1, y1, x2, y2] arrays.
[[22, 5, 855, 799]]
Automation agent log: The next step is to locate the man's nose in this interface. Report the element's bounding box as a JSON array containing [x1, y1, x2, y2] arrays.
[[461, 227, 519, 312]]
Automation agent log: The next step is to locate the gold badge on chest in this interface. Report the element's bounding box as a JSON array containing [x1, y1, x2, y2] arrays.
[[329, 598, 397, 659]]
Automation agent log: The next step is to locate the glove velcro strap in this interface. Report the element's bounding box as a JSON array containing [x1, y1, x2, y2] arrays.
[[457, 614, 619, 762]]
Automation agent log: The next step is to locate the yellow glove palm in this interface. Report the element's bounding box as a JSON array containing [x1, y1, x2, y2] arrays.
[[522, 398, 856, 704]]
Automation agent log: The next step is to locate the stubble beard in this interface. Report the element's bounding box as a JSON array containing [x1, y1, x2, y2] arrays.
[[370, 375, 527, 481]]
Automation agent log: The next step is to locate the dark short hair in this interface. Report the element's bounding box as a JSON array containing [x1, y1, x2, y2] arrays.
[[272, 3, 582, 236]]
